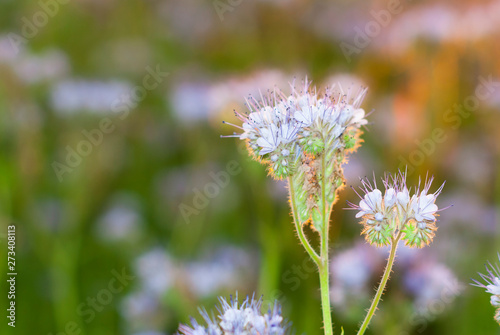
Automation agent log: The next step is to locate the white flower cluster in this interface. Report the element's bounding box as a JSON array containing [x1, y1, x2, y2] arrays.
[[224, 80, 367, 179], [178, 295, 287, 335], [351, 171, 444, 248], [472, 254, 500, 325]]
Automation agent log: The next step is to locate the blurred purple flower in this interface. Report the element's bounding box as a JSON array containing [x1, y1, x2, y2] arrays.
[[135, 248, 176, 295], [439, 191, 497, 233], [330, 242, 383, 307], [330, 242, 461, 313], [121, 290, 167, 333], [169, 70, 289, 124], [50, 79, 132, 114], [404, 260, 462, 311], [0, 38, 69, 84], [183, 246, 256, 298], [95, 193, 144, 243]]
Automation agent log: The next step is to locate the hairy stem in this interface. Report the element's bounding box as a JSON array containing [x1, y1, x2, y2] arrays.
[[319, 257, 333, 335], [318, 153, 333, 335], [357, 233, 401, 335], [288, 177, 320, 265]]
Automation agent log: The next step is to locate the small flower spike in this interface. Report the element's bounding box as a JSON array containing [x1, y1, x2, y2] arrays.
[[472, 253, 500, 325], [349, 170, 446, 248], [178, 294, 289, 335]]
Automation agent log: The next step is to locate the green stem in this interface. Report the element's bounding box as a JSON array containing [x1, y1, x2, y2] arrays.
[[319, 152, 333, 335], [357, 233, 401, 335], [319, 261, 333, 335], [319, 227, 333, 335], [287, 177, 320, 265]]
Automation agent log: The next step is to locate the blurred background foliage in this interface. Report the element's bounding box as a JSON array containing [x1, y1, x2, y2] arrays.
[[0, 0, 499, 334]]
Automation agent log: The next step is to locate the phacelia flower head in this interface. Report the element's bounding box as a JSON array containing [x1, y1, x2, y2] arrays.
[[349, 170, 446, 248], [223, 78, 368, 180], [471, 253, 500, 325], [178, 294, 289, 335]]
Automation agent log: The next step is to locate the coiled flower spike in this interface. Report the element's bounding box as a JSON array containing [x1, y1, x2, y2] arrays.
[[349, 170, 446, 248], [351, 171, 449, 335], [222, 78, 368, 181]]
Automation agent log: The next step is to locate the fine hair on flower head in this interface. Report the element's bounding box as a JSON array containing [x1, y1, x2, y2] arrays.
[[222, 77, 368, 180], [177, 293, 289, 335], [348, 169, 447, 248]]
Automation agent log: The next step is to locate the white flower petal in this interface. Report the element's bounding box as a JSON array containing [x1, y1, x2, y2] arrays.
[[384, 188, 396, 207], [365, 189, 383, 210], [487, 283, 500, 295], [397, 190, 410, 207], [355, 211, 366, 218]]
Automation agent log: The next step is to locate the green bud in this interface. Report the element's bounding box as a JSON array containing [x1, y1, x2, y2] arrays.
[[297, 201, 307, 213], [272, 160, 290, 179], [326, 162, 335, 177], [297, 190, 307, 202], [325, 180, 332, 196], [327, 191, 335, 203], [401, 221, 435, 248], [302, 137, 324, 155], [312, 208, 322, 231], [344, 134, 356, 149], [300, 208, 309, 222], [363, 223, 393, 247]]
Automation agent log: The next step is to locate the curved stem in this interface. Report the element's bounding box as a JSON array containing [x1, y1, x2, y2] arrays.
[[357, 233, 402, 335], [288, 177, 320, 265]]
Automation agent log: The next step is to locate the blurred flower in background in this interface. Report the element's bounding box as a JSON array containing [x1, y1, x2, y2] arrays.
[[330, 242, 382, 309], [404, 259, 463, 311], [169, 70, 290, 125], [4, 48, 69, 84], [183, 246, 256, 298], [330, 242, 462, 323], [135, 248, 176, 296], [121, 245, 257, 333], [95, 193, 144, 243], [50, 79, 133, 114]]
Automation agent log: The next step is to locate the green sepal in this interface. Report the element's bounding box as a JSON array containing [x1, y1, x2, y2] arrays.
[[297, 190, 307, 203], [302, 137, 324, 155], [344, 134, 356, 149], [401, 221, 434, 248], [363, 223, 393, 247], [272, 164, 290, 179]]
